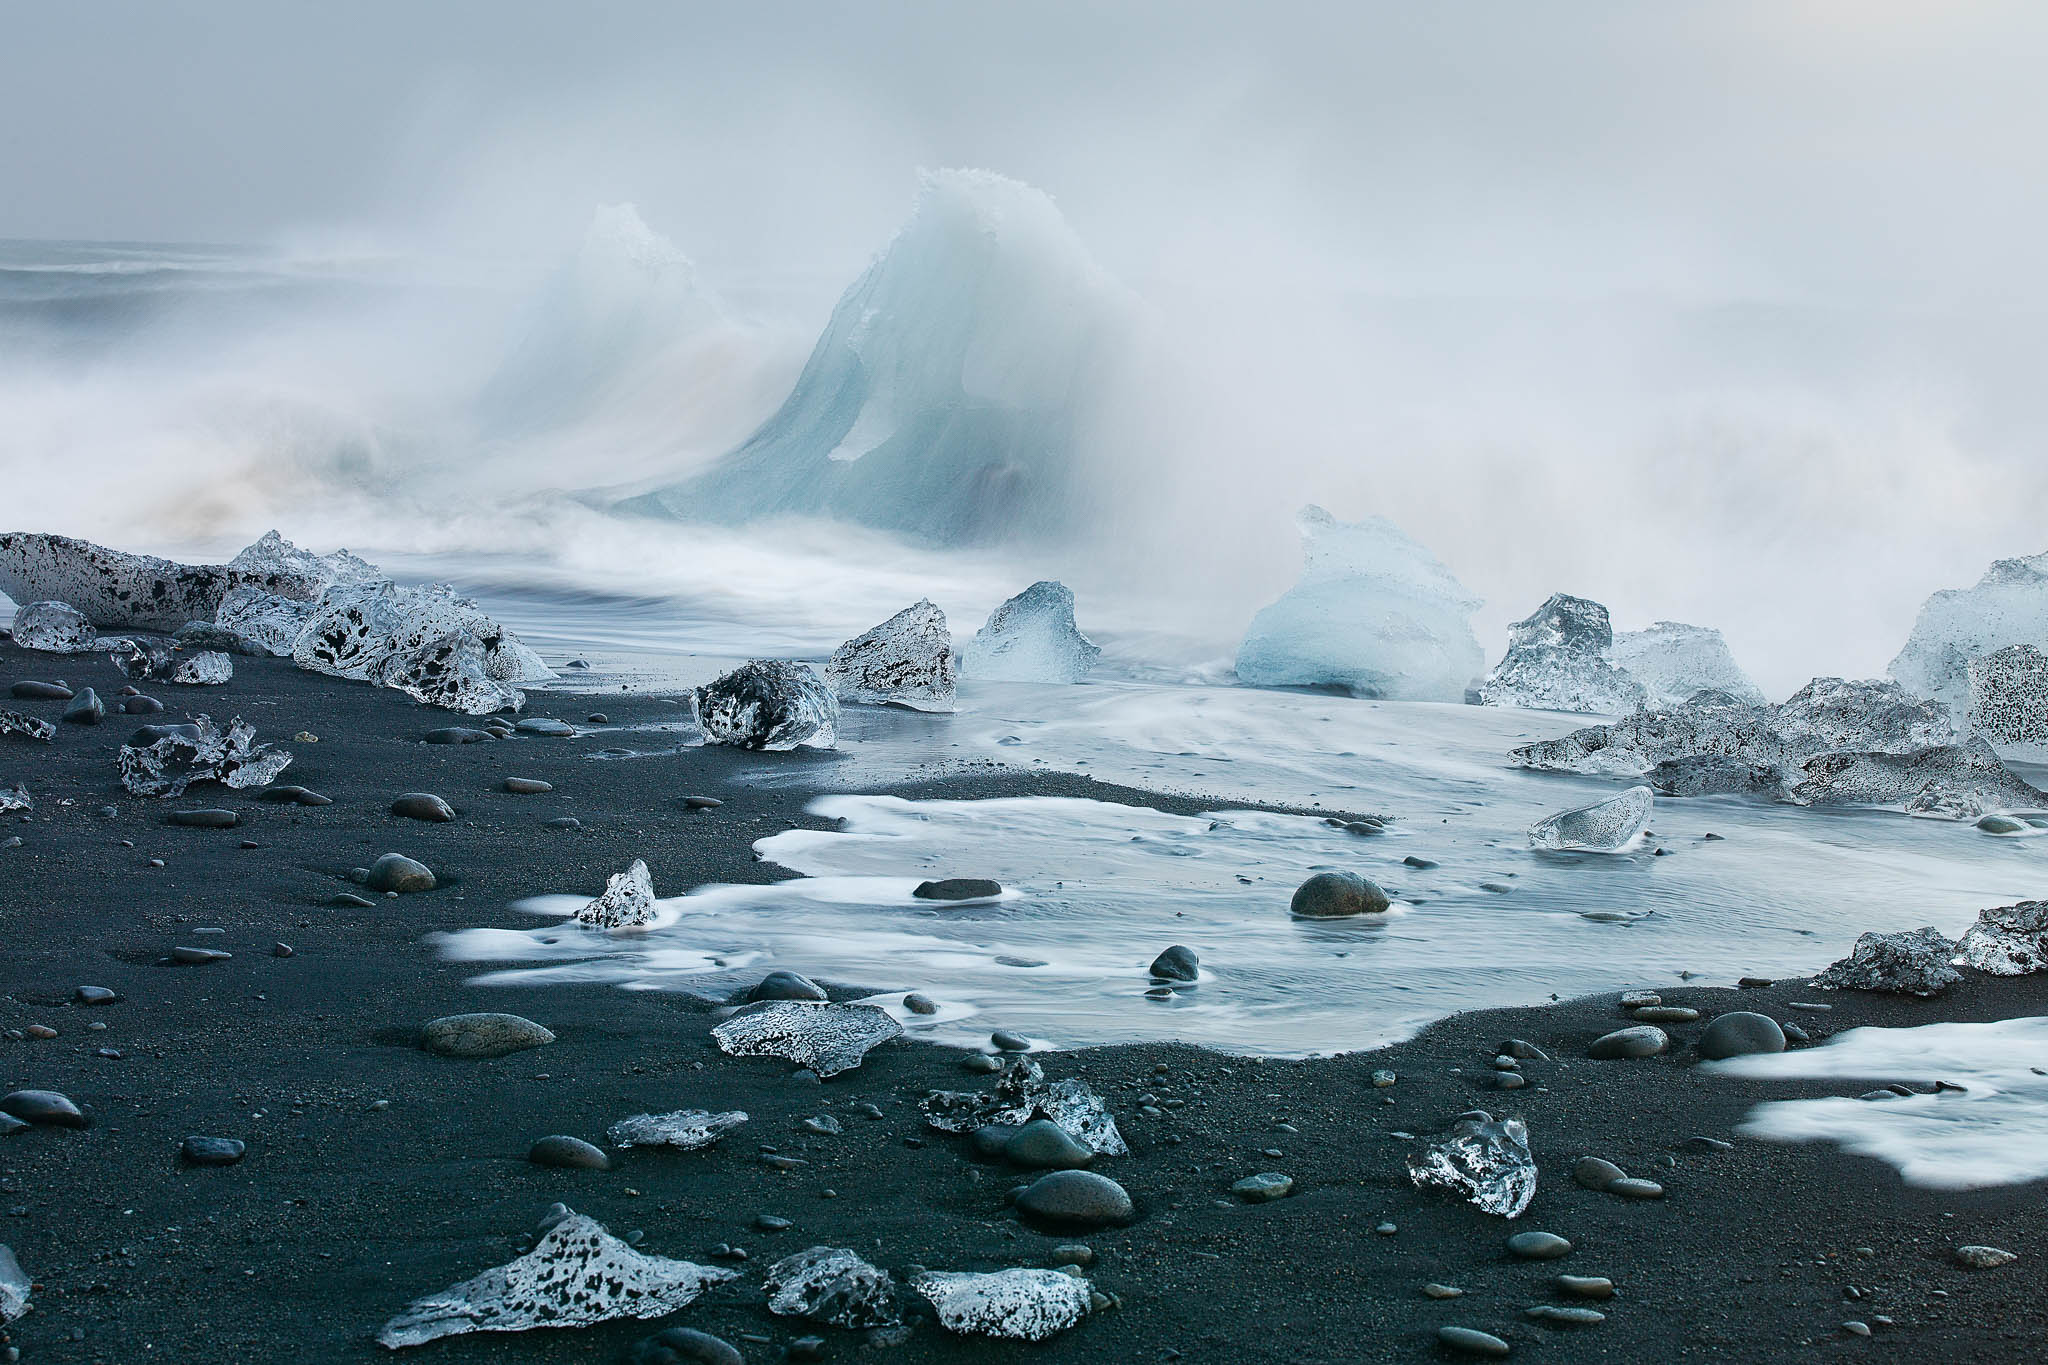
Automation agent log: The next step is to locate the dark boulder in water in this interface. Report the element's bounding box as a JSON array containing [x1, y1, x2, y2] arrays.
[[1288, 871, 1389, 918]]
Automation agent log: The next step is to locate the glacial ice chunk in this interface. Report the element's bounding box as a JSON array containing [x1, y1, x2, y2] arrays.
[[961, 581, 1100, 684], [762, 1246, 900, 1328], [913, 1268, 1093, 1341], [1407, 1113, 1537, 1217], [1774, 677, 1954, 755], [0, 1243, 29, 1324], [920, 1056, 1128, 1155], [1966, 645, 2048, 760], [170, 650, 233, 685], [574, 859, 657, 928], [0, 784, 28, 814], [0, 535, 232, 632], [375, 1211, 735, 1349], [116, 716, 291, 798], [695, 660, 839, 750], [825, 599, 955, 711], [605, 1109, 748, 1151], [227, 529, 375, 601], [9, 601, 96, 654], [1955, 900, 2048, 976], [1477, 594, 1646, 714], [295, 579, 551, 690], [1528, 785, 1653, 852], [0, 709, 55, 743], [372, 632, 526, 716], [1511, 690, 1784, 777], [1891, 549, 2048, 712], [1234, 505, 1484, 702], [1814, 927, 1961, 997], [1608, 621, 1766, 708], [1787, 738, 2046, 820], [214, 586, 313, 657], [711, 1000, 901, 1077]]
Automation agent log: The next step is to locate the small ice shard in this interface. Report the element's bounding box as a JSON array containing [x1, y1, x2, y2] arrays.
[[960, 581, 1101, 684], [116, 715, 292, 798], [1234, 505, 1484, 702], [1955, 900, 2048, 976], [0, 1242, 28, 1323], [1607, 621, 1766, 709], [575, 859, 657, 928], [762, 1246, 900, 1328], [1528, 785, 1653, 852], [0, 709, 56, 743], [0, 784, 29, 813], [1407, 1113, 1537, 1218], [1477, 594, 1646, 714], [372, 632, 526, 716], [1814, 927, 1961, 997], [109, 638, 177, 680], [1786, 738, 2047, 820], [913, 1268, 1093, 1341], [605, 1108, 748, 1150], [9, 601, 97, 654], [1890, 548, 2048, 712], [375, 1210, 735, 1349], [825, 599, 956, 711], [1966, 644, 2048, 759], [695, 660, 839, 750], [170, 650, 233, 685], [921, 1058, 1129, 1155], [711, 1000, 901, 1076], [214, 585, 313, 657]]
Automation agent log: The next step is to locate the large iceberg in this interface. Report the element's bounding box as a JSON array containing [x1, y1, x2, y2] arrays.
[[1609, 621, 1766, 708], [620, 169, 1136, 546], [960, 581, 1100, 683], [1477, 594, 1646, 714], [0, 530, 361, 632], [1891, 550, 2048, 712], [1234, 506, 1483, 702]]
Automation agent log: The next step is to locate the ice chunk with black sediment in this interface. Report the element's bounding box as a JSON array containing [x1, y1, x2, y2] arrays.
[[1891, 549, 2048, 712], [295, 579, 551, 689], [961, 581, 1100, 683], [695, 660, 839, 750], [0, 784, 28, 814], [913, 1268, 1093, 1341], [214, 586, 313, 657], [1774, 677, 1954, 755], [372, 633, 526, 716], [1477, 594, 1646, 714], [1814, 927, 1961, 997], [0, 531, 360, 635], [1528, 785, 1653, 852], [170, 651, 232, 685], [762, 1247, 900, 1329], [711, 1000, 901, 1076], [0, 1242, 29, 1323], [1608, 621, 1766, 708], [1956, 900, 2048, 976], [1234, 506, 1484, 702], [116, 716, 291, 797], [921, 1057, 1128, 1155], [1407, 1113, 1537, 1217], [1512, 689, 1784, 777], [1787, 738, 2047, 820], [9, 601, 96, 654], [605, 1108, 748, 1150], [1966, 645, 2048, 760], [574, 859, 657, 928], [227, 529, 376, 601], [0, 709, 55, 743], [825, 599, 955, 711], [375, 1211, 735, 1349]]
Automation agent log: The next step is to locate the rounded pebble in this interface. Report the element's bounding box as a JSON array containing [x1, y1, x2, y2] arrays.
[[1506, 1231, 1573, 1260], [529, 1134, 610, 1170], [1015, 1170, 1135, 1228], [1288, 870, 1390, 918], [1587, 1025, 1668, 1059], [391, 793, 455, 822], [181, 1135, 246, 1166], [1438, 1325, 1511, 1358], [422, 1012, 555, 1058], [366, 853, 436, 893], [1696, 1010, 1787, 1060]]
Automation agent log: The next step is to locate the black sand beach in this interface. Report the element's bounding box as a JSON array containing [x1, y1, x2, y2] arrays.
[[2, 643, 2043, 1364]]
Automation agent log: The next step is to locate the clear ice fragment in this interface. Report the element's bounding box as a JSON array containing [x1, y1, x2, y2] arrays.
[[1527, 785, 1653, 852], [762, 1246, 899, 1328], [913, 1268, 1092, 1341], [574, 859, 657, 928], [1407, 1114, 1537, 1217], [711, 1001, 901, 1077], [960, 581, 1100, 684], [605, 1109, 748, 1150], [825, 599, 955, 711]]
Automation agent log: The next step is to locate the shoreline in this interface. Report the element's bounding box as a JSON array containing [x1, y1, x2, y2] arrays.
[[2, 644, 2043, 1362]]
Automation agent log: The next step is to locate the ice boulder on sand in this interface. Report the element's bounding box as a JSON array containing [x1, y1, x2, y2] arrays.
[[1966, 644, 2048, 760], [213, 586, 313, 657], [961, 581, 1100, 683], [1814, 927, 1961, 997], [371, 633, 526, 716], [0, 1243, 30, 1324], [1234, 506, 1483, 702], [825, 599, 955, 711], [1787, 737, 2047, 820], [294, 579, 550, 688], [574, 859, 657, 929], [913, 1268, 1093, 1341], [0, 530, 363, 633], [1477, 594, 1646, 714], [1407, 1113, 1536, 1218], [1528, 785, 1654, 852], [763, 1247, 900, 1329], [695, 660, 839, 750], [1956, 900, 2048, 976], [712, 1000, 901, 1077], [116, 716, 291, 798], [1891, 549, 2048, 712], [1608, 621, 1765, 708], [8, 601, 96, 654]]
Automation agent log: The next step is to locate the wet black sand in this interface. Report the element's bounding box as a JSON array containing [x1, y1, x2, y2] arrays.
[[1, 643, 2043, 1364]]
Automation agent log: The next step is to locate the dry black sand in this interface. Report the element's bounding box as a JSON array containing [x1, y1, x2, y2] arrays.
[[1, 643, 2043, 1364]]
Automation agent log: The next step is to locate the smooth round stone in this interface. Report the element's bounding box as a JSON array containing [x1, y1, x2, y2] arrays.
[[0, 1114, 28, 1136], [182, 1135, 246, 1166], [1696, 1011, 1787, 1060], [1608, 1177, 1664, 1199], [330, 893, 377, 908], [423, 727, 493, 745], [1507, 1231, 1573, 1260], [682, 796, 723, 810], [913, 877, 1004, 901], [1015, 1170, 1135, 1228], [62, 688, 105, 724], [1557, 1274, 1614, 1300], [272, 942, 294, 958], [627, 1326, 745, 1365], [1955, 1244, 2017, 1269], [1, 1089, 88, 1128], [1438, 1326, 1511, 1358], [516, 718, 577, 737], [504, 778, 553, 794], [74, 985, 118, 1005], [167, 808, 238, 829], [962, 1053, 1002, 1074], [1148, 944, 1199, 982], [1423, 1283, 1464, 1299], [1618, 990, 1661, 1008], [991, 1030, 1032, 1052], [1501, 1038, 1550, 1060], [529, 1134, 610, 1170], [391, 793, 454, 822], [1573, 1156, 1626, 1191], [1004, 1119, 1095, 1170], [747, 970, 827, 1003], [131, 722, 202, 746], [1630, 1005, 1698, 1022], [261, 786, 332, 806], [1977, 814, 2027, 834], [10, 681, 72, 700], [1231, 1172, 1294, 1202], [1587, 1025, 1668, 1059], [543, 817, 581, 830], [366, 853, 435, 893], [1289, 871, 1390, 918], [1403, 855, 1439, 869], [972, 1125, 1015, 1158], [1494, 1072, 1526, 1090], [1528, 1305, 1605, 1325], [903, 992, 938, 1015], [170, 946, 231, 964], [422, 1012, 556, 1058], [120, 694, 165, 714]]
